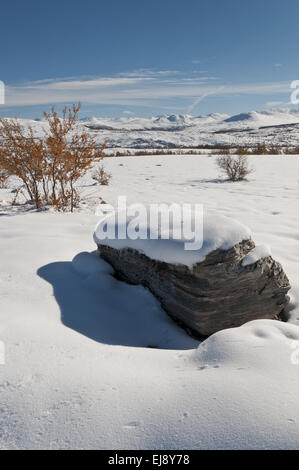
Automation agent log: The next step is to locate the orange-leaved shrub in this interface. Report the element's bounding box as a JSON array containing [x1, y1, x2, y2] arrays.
[[92, 165, 112, 186], [0, 103, 106, 211]]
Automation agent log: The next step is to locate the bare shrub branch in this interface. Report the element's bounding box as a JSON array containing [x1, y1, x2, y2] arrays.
[[217, 154, 254, 182]]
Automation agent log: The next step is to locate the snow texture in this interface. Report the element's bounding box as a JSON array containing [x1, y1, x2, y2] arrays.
[[1, 153, 299, 449], [94, 209, 251, 267]]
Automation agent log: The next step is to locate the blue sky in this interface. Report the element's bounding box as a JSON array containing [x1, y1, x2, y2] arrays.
[[0, 0, 298, 118]]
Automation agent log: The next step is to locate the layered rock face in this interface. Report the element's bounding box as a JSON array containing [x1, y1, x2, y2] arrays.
[[96, 239, 291, 338]]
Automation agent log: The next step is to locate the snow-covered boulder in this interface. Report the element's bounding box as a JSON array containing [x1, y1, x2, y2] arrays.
[[94, 211, 291, 337]]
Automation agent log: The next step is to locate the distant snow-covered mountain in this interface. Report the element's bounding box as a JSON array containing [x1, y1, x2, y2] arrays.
[[7, 107, 299, 148], [84, 112, 228, 132], [83, 109, 299, 133], [224, 109, 299, 127]]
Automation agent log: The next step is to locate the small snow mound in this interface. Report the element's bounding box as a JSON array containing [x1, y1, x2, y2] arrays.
[[191, 320, 299, 368], [242, 244, 271, 267], [94, 209, 251, 267]]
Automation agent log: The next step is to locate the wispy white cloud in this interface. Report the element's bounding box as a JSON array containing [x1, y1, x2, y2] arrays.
[[187, 87, 225, 112], [3, 69, 293, 112], [24, 76, 152, 90], [117, 69, 180, 78], [265, 100, 291, 107]]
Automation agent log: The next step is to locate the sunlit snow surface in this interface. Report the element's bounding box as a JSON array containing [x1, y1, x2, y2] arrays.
[[0, 153, 299, 449], [94, 209, 251, 267]]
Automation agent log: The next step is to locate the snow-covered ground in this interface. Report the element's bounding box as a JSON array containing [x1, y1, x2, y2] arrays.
[[1, 154, 299, 449]]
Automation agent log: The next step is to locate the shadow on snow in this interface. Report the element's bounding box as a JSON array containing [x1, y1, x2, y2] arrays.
[[37, 251, 198, 351]]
